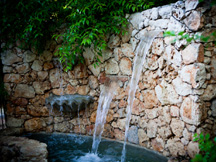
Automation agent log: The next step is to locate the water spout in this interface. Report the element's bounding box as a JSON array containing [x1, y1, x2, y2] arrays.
[[121, 31, 161, 162]]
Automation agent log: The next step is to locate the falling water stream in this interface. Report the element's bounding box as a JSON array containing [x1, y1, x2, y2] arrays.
[[91, 81, 118, 154], [121, 31, 161, 162]]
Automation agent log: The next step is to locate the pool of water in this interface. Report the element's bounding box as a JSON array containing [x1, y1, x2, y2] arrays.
[[23, 133, 167, 162]]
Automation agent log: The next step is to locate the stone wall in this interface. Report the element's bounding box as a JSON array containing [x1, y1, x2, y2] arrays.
[[1, 0, 216, 160]]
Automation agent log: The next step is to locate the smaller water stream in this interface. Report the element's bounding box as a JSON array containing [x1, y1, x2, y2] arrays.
[[91, 81, 118, 154]]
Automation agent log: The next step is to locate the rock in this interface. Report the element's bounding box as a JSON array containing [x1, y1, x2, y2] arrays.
[[180, 63, 206, 88], [170, 106, 179, 117], [167, 17, 185, 32], [38, 71, 48, 81], [54, 122, 69, 132], [172, 7, 185, 20], [155, 80, 182, 105], [182, 43, 204, 65], [31, 60, 43, 71], [39, 50, 52, 62], [166, 139, 186, 156], [15, 63, 30, 74], [77, 85, 90, 95], [116, 118, 126, 130], [152, 38, 164, 56], [4, 74, 22, 83], [147, 120, 157, 138], [149, 19, 169, 29], [172, 50, 182, 67], [172, 77, 192, 96], [14, 84, 35, 98], [24, 118, 45, 132], [7, 117, 24, 127], [142, 90, 158, 108], [121, 43, 135, 58], [27, 105, 49, 117], [114, 129, 125, 141], [114, 48, 123, 61], [158, 126, 172, 139], [211, 99, 216, 117], [159, 5, 172, 18], [74, 64, 88, 78], [108, 34, 120, 48], [120, 57, 132, 75], [33, 81, 51, 94], [3, 66, 13, 73], [150, 8, 159, 20], [145, 108, 158, 119], [122, 23, 133, 43], [185, 0, 199, 11], [170, 118, 185, 137], [129, 12, 144, 29], [151, 138, 164, 152], [1, 50, 22, 65], [100, 48, 113, 62], [49, 68, 66, 88], [138, 129, 149, 145], [105, 59, 119, 74], [88, 64, 101, 76], [43, 62, 54, 70], [128, 126, 139, 144], [13, 98, 28, 106], [201, 84, 216, 101], [88, 76, 99, 89], [180, 95, 202, 125], [23, 50, 36, 62], [184, 10, 204, 31], [187, 142, 199, 158], [65, 84, 77, 94]]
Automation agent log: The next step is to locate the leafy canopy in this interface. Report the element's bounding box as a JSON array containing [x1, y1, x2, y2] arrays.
[[1, 0, 176, 70]]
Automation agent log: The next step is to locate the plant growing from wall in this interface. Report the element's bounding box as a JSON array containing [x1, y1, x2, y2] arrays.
[[1, 0, 177, 70], [192, 133, 216, 162]]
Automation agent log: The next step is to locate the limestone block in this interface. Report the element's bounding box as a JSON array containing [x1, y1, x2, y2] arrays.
[[1, 50, 22, 65], [24, 118, 46, 132], [114, 129, 125, 141], [121, 43, 135, 58], [74, 64, 88, 78], [150, 8, 159, 20], [211, 55, 216, 78], [128, 126, 139, 144], [43, 62, 54, 71], [129, 12, 144, 29], [166, 139, 186, 156], [4, 74, 22, 83], [201, 84, 216, 101], [105, 58, 119, 74], [116, 118, 126, 130], [155, 80, 182, 105], [172, 77, 192, 96], [167, 17, 185, 32], [77, 85, 90, 95], [15, 63, 30, 74], [159, 5, 172, 19], [120, 57, 132, 75], [152, 38, 164, 56], [33, 81, 51, 94], [182, 43, 204, 65], [211, 99, 216, 117], [138, 129, 149, 145], [187, 142, 199, 158], [31, 60, 43, 71], [180, 95, 203, 125], [88, 64, 101, 76], [108, 34, 120, 48], [3, 66, 13, 73], [184, 10, 204, 31], [151, 137, 164, 152], [172, 7, 185, 20], [147, 120, 157, 138], [142, 89, 158, 108], [149, 19, 169, 29], [23, 50, 36, 62], [170, 118, 185, 137], [38, 71, 48, 81], [122, 23, 133, 43], [170, 106, 179, 117], [158, 126, 172, 139], [7, 117, 24, 127], [14, 84, 35, 98], [185, 0, 199, 11], [180, 63, 206, 88], [27, 105, 49, 117], [145, 108, 158, 119], [39, 50, 53, 62], [54, 122, 69, 132]]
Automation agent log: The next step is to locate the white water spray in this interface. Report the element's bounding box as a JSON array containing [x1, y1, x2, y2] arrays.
[[121, 31, 161, 162]]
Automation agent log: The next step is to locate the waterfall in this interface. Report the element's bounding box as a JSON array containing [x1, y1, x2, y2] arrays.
[[121, 31, 161, 162], [91, 81, 118, 154]]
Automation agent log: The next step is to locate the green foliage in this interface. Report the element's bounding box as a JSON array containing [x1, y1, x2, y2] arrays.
[[1, 0, 177, 70], [192, 133, 216, 162], [163, 30, 216, 46]]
